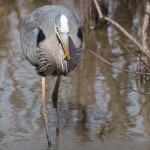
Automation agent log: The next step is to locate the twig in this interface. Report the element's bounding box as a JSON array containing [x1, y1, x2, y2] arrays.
[[115, 39, 135, 57], [90, 50, 150, 76], [116, 40, 150, 68], [129, 86, 150, 95], [93, 0, 150, 58]]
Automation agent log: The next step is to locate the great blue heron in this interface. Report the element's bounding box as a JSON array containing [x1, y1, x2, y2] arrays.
[[20, 5, 83, 145]]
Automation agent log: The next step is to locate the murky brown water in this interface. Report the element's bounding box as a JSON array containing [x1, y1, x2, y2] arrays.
[[0, 0, 150, 150]]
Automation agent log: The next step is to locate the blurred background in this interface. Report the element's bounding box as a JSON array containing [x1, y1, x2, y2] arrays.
[[0, 0, 150, 150]]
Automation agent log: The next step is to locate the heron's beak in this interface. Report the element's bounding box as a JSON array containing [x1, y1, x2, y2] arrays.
[[59, 33, 70, 61]]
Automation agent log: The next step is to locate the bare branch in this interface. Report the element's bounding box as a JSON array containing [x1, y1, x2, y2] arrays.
[[116, 40, 150, 68], [93, 0, 150, 59], [90, 50, 150, 76], [129, 86, 150, 96], [93, 0, 103, 18], [115, 40, 135, 57]]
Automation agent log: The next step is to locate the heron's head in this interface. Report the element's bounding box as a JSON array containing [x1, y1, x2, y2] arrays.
[[55, 15, 71, 61]]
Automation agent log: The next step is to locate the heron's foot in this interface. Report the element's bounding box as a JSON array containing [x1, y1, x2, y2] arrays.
[[42, 107, 51, 146], [56, 127, 59, 134], [53, 107, 59, 134], [47, 134, 51, 146], [55, 118, 59, 135], [45, 122, 51, 146]]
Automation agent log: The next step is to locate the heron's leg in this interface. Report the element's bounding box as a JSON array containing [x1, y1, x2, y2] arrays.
[[41, 77, 51, 145], [52, 75, 61, 133]]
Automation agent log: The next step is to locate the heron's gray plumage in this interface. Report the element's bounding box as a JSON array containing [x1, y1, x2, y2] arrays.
[[20, 5, 83, 76]]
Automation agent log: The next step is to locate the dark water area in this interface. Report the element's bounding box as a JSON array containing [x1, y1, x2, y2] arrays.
[[0, 0, 150, 150]]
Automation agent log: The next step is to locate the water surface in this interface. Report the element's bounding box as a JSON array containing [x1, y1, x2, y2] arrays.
[[0, 0, 150, 150]]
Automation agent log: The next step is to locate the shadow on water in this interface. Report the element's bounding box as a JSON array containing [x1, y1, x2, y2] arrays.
[[0, 0, 150, 150]]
